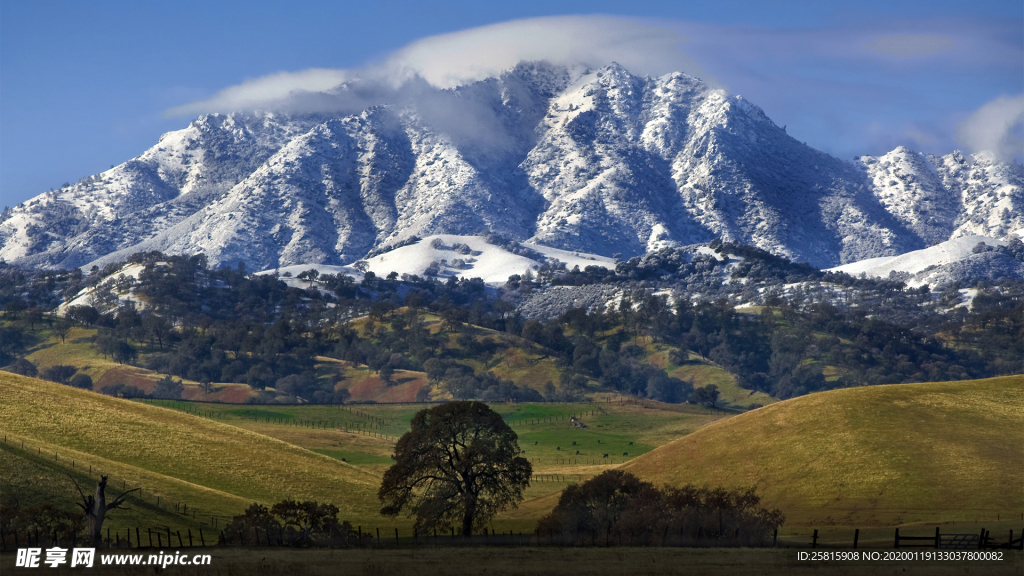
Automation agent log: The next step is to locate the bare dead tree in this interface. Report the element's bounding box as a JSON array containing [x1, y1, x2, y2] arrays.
[[67, 475, 139, 546]]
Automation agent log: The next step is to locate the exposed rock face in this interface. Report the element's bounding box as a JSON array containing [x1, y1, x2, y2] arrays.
[[3, 62, 1021, 271]]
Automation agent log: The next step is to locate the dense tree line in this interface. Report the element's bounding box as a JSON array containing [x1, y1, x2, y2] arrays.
[[537, 471, 783, 546]]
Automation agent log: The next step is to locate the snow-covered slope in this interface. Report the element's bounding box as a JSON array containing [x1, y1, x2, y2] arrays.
[[364, 234, 613, 283], [256, 234, 614, 285], [0, 113, 321, 269], [56, 263, 150, 315], [3, 62, 1022, 272], [828, 234, 1024, 287], [856, 148, 1024, 246]]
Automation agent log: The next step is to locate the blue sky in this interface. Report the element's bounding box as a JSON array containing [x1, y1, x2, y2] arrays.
[[1, 0, 1021, 207]]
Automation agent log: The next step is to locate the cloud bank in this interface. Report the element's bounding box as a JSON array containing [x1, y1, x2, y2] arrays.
[[164, 14, 1022, 162], [385, 16, 706, 88], [165, 15, 709, 118], [957, 94, 1024, 162]]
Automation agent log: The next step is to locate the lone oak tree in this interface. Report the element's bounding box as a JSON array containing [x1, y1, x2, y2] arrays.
[[379, 401, 531, 536]]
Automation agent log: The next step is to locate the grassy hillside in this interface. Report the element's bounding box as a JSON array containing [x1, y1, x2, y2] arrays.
[[12, 312, 778, 408], [645, 345, 776, 409], [623, 375, 1024, 527], [1, 371, 732, 533], [0, 372, 386, 525], [0, 438, 250, 534], [23, 326, 124, 382]]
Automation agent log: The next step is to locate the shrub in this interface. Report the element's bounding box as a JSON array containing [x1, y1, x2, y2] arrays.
[[222, 500, 366, 547], [8, 358, 37, 377], [41, 365, 77, 385], [69, 373, 93, 389], [152, 375, 184, 400], [538, 471, 784, 546], [99, 383, 147, 399]]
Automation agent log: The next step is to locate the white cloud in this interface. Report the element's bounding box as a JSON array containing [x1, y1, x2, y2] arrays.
[[956, 94, 1024, 162], [383, 15, 708, 88], [166, 69, 351, 117], [164, 15, 712, 117]]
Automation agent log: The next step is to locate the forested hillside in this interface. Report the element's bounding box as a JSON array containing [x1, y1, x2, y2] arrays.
[[2, 244, 1022, 406]]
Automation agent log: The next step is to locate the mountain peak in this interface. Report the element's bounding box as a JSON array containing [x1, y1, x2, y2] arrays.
[[2, 63, 1021, 272]]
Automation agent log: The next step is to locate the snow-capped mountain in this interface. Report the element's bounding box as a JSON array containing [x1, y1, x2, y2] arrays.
[[858, 147, 1022, 245], [2, 62, 1021, 271]]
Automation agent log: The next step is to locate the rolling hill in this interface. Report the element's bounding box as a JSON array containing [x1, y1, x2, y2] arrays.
[[622, 375, 1024, 526], [0, 372, 386, 526]]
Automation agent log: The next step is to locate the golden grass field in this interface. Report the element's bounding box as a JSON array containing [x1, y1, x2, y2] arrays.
[[5, 363, 1023, 540], [1, 369, 729, 534], [623, 375, 1024, 527], [0, 372, 385, 527]]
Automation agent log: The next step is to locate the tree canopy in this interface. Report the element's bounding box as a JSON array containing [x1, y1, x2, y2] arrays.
[[378, 401, 531, 536], [538, 470, 784, 546]]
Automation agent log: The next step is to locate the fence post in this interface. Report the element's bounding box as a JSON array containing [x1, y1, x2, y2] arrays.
[[189, 529, 193, 547], [853, 529, 859, 549], [377, 528, 380, 546], [934, 527, 939, 549], [395, 528, 399, 546], [978, 528, 985, 550], [199, 529, 205, 547], [894, 528, 900, 549], [812, 529, 818, 548]]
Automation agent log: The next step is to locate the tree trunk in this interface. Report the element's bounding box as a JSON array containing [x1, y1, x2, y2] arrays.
[[88, 477, 109, 547], [69, 475, 137, 548], [462, 497, 476, 537]]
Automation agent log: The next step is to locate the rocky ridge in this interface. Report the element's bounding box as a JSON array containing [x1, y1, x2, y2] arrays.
[[2, 62, 1021, 272]]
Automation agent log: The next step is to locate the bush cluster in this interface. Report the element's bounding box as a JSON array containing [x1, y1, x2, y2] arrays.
[[537, 471, 784, 546]]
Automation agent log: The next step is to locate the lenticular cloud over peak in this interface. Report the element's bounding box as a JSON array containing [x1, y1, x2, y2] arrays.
[[383, 15, 708, 88], [165, 15, 712, 117]]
